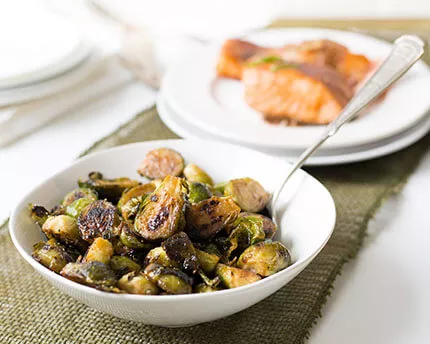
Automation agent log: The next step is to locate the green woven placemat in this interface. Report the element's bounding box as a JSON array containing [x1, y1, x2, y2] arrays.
[[1, 22, 430, 344]]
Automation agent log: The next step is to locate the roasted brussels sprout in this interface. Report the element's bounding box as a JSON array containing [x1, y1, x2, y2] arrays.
[[61, 188, 98, 207], [134, 176, 187, 241], [144, 263, 193, 294], [224, 178, 270, 212], [118, 271, 160, 295], [239, 212, 277, 239], [186, 196, 240, 241], [65, 198, 94, 219], [60, 261, 117, 288], [237, 241, 291, 277], [32, 239, 75, 273], [42, 215, 82, 246], [77, 200, 119, 242], [109, 256, 141, 277], [119, 221, 153, 250], [194, 283, 220, 293], [144, 246, 179, 268], [187, 181, 212, 204], [78, 172, 140, 202], [29, 204, 49, 226], [161, 232, 199, 274], [212, 182, 227, 197], [183, 163, 214, 186], [226, 216, 266, 256], [83, 237, 113, 264], [137, 148, 185, 180], [215, 263, 261, 289], [196, 249, 220, 274], [118, 183, 156, 221]]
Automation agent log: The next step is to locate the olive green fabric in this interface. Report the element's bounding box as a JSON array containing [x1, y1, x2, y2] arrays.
[[1, 21, 430, 344]]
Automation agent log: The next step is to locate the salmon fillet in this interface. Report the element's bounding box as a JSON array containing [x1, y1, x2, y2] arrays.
[[242, 63, 354, 124]]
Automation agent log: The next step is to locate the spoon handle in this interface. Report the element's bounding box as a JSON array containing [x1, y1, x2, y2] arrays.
[[271, 35, 425, 215]]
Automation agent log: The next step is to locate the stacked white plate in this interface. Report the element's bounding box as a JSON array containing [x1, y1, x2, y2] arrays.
[[0, 9, 94, 106], [159, 28, 430, 165]]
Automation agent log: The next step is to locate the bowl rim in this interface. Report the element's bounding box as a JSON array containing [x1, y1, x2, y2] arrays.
[[9, 138, 336, 301]]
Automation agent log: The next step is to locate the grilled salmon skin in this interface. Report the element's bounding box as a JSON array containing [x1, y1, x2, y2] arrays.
[[242, 63, 354, 124]]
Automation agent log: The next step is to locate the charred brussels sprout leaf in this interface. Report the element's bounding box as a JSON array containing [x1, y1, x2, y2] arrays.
[[224, 178, 270, 212], [144, 246, 179, 268], [61, 188, 98, 207], [187, 181, 212, 204], [215, 263, 261, 289], [239, 212, 277, 239], [78, 172, 140, 202], [119, 221, 153, 250], [137, 148, 185, 180], [237, 241, 291, 276], [32, 239, 75, 273], [109, 256, 141, 277], [183, 163, 214, 186], [29, 204, 49, 226], [186, 196, 240, 241], [226, 216, 266, 257], [60, 261, 117, 288], [162, 232, 199, 274], [194, 283, 220, 293], [78, 200, 119, 242], [144, 263, 193, 294], [83, 237, 113, 264], [118, 183, 156, 221], [42, 215, 83, 246], [65, 198, 94, 219], [134, 176, 187, 241], [118, 271, 160, 295], [196, 249, 220, 274]]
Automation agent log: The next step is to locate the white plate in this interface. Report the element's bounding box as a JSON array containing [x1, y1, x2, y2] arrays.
[[0, 48, 97, 107], [9, 139, 335, 326], [162, 28, 430, 150], [158, 95, 430, 165], [0, 13, 90, 89]]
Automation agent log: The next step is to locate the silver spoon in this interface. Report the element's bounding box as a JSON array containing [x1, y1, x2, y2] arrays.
[[271, 35, 425, 226]]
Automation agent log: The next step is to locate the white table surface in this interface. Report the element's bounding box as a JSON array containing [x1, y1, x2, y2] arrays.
[[1, 1, 429, 343]]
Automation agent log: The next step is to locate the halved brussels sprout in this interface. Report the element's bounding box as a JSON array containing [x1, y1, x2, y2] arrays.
[[119, 221, 154, 250], [118, 271, 160, 295], [78, 172, 140, 202], [83, 237, 113, 264], [196, 249, 220, 274], [29, 204, 49, 226], [144, 263, 193, 294], [32, 239, 75, 273], [186, 196, 240, 240], [224, 178, 270, 212], [212, 182, 227, 197], [183, 163, 214, 186], [137, 148, 185, 180], [194, 283, 220, 293], [118, 183, 156, 221], [65, 198, 94, 219], [134, 176, 187, 241], [60, 261, 117, 288], [77, 200, 119, 242], [161, 232, 199, 274], [239, 212, 277, 239], [109, 256, 141, 277], [42, 215, 82, 246], [226, 216, 266, 257], [144, 246, 179, 268], [61, 188, 98, 207], [215, 263, 261, 289], [187, 181, 212, 204], [237, 241, 291, 277]]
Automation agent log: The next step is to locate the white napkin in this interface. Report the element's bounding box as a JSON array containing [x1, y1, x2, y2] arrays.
[[0, 55, 133, 147]]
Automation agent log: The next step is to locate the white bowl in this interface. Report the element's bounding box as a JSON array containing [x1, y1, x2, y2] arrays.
[[9, 139, 336, 327]]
